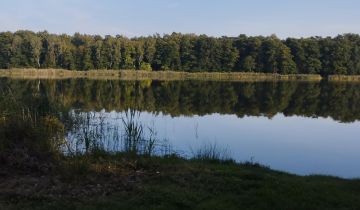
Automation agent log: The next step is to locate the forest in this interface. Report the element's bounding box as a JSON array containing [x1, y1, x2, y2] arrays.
[[1, 30, 360, 75]]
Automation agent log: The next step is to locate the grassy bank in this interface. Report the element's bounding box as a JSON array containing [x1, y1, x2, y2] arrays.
[[1, 153, 360, 210], [1, 114, 359, 210], [0, 69, 323, 81]]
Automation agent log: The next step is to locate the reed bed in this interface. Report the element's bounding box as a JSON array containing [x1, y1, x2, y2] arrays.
[[328, 75, 360, 82], [0, 68, 323, 81]]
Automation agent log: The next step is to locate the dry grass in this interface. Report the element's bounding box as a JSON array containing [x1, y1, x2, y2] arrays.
[[0, 68, 323, 81], [328, 75, 360, 82]]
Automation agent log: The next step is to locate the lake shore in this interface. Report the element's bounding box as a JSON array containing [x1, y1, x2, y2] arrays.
[[1, 85, 360, 209], [0, 68, 323, 81], [1, 153, 360, 210]]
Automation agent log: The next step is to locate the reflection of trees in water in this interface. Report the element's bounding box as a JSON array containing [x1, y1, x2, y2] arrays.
[[1, 79, 360, 123], [1, 79, 360, 160]]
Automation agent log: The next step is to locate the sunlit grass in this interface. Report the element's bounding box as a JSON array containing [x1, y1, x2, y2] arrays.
[[328, 75, 360, 82], [0, 68, 323, 81]]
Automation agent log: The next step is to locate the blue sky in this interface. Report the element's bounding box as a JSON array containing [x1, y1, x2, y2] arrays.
[[0, 0, 359, 38]]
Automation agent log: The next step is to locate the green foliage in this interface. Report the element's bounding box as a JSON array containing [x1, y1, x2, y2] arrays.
[[0, 32, 13, 68], [140, 62, 152, 71], [286, 37, 322, 74], [1, 31, 360, 74], [242, 56, 256, 72]]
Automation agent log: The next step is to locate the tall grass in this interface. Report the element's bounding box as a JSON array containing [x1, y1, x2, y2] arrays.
[[0, 112, 65, 172], [63, 109, 172, 157], [328, 75, 360, 82], [121, 109, 170, 156], [122, 109, 144, 154], [191, 142, 234, 163], [0, 86, 65, 157], [64, 111, 121, 156]]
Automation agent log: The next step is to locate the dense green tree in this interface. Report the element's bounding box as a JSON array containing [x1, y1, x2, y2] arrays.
[[346, 34, 360, 75], [303, 38, 322, 74], [153, 33, 181, 70], [285, 38, 305, 73], [71, 33, 94, 70], [328, 35, 352, 75], [143, 37, 156, 65], [179, 34, 197, 71], [102, 36, 121, 69], [242, 56, 256, 72], [39, 31, 57, 68], [234, 35, 264, 72], [194, 35, 219, 71], [91, 36, 104, 69], [119, 37, 135, 70], [217, 37, 238, 71], [0, 32, 13, 68], [260, 36, 280, 73], [1, 30, 360, 75], [278, 43, 297, 74], [9, 31, 42, 68], [133, 40, 145, 70]]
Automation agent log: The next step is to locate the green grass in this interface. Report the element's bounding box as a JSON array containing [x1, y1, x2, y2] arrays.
[[1, 154, 360, 210]]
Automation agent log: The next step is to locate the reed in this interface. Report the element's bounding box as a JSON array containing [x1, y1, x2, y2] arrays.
[[191, 142, 234, 163], [328, 75, 360, 82], [0, 68, 323, 81]]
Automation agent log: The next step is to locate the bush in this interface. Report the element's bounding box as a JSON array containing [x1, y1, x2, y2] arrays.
[[140, 63, 152, 71]]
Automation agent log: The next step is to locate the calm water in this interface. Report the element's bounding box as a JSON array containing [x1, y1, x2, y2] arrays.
[[1, 78, 360, 178]]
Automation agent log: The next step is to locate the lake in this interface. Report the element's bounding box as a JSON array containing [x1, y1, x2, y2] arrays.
[[1, 78, 359, 178]]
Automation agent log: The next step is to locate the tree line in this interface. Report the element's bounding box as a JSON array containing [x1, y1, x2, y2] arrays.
[[1, 30, 360, 75]]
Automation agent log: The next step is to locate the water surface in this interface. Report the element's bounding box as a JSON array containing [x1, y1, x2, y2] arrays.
[[1, 78, 359, 178]]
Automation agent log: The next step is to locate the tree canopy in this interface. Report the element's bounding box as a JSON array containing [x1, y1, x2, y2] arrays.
[[1, 30, 360, 75]]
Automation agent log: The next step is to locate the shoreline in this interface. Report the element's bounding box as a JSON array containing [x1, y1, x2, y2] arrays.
[[1, 153, 360, 209], [0, 68, 323, 81]]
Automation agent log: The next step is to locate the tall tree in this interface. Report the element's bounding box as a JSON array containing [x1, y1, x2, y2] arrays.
[[0, 32, 13, 68]]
